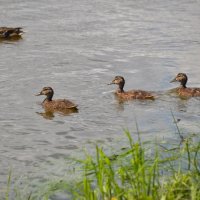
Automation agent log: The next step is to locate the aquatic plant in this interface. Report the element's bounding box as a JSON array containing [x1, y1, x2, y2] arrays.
[[2, 130, 200, 200]]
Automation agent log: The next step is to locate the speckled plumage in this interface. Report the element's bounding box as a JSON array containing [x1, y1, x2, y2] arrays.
[[109, 76, 155, 100], [170, 73, 200, 97], [36, 87, 78, 111]]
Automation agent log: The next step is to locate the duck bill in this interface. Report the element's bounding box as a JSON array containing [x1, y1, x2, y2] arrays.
[[170, 77, 177, 83], [107, 80, 116, 85], [35, 92, 42, 96]]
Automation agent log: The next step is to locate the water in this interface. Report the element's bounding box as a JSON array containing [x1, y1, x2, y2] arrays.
[[0, 0, 200, 191]]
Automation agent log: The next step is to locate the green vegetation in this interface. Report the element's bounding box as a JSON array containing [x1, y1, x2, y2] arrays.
[[2, 130, 200, 200]]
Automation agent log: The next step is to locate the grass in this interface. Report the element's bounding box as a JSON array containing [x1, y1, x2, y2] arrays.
[[2, 130, 200, 200], [67, 131, 200, 200]]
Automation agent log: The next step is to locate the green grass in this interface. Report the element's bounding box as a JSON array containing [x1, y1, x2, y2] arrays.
[[2, 131, 200, 200], [67, 131, 199, 200]]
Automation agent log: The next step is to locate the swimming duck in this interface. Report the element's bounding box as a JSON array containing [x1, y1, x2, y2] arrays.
[[170, 73, 200, 97], [108, 76, 155, 100], [0, 27, 23, 38], [36, 87, 78, 111]]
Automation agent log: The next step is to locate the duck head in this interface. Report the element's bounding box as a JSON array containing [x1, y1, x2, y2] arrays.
[[109, 76, 125, 92], [170, 73, 188, 88], [36, 87, 54, 101]]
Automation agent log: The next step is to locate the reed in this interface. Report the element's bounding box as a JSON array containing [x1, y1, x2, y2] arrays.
[[68, 131, 200, 200]]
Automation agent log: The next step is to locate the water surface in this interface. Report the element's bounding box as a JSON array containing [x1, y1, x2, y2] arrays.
[[0, 0, 200, 191]]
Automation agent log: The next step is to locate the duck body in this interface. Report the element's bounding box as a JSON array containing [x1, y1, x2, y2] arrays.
[[0, 27, 23, 38], [36, 87, 78, 112], [176, 87, 200, 97], [109, 76, 155, 100], [42, 98, 78, 110], [115, 90, 154, 100], [170, 73, 200, 97]]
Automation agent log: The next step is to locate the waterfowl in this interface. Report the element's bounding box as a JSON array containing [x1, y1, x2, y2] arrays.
[[36, 87, 78, 111], [108, 76, 155, 100], [0, 27, 23, 38], [170, 73, 200, 97]]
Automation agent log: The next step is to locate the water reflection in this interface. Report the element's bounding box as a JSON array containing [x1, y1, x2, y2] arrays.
[[0, 0, 200, 190], [36, 111, 55, 120], [36, 108, 78, 120], [114, 96, 125, 111], [0, 35, 23, 43], [176, 99, 188, 112], [167, 86, 200, 112]]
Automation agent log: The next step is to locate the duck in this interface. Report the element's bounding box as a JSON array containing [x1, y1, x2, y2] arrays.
[[108, 76, 155, 100], [170, 73, 200, 97], [36, 87, 78, 111], [0, 27, 23, 38]]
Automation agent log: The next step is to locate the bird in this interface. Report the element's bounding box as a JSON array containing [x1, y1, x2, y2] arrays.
[[36, 87, 78, 112], [108, 76, 155, 100], [170, 73, 200, 97], [0, 27, 23, 38]]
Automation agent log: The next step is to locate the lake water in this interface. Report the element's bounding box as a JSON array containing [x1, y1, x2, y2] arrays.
[[0, 0, 200, 194]]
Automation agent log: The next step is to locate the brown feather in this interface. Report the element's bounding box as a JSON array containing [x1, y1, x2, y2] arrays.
[[171, 73, 200, 97], [109, 76, 155, 100], [36, 87, 78, 113], [177, 87, 200, 97], [43, 99, 78, 110], [115, 90, 155, 100]]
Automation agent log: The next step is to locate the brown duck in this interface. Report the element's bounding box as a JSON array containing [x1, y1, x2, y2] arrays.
[[170, 73, 200, 97], [108, 76, 155, 100], [0, 27, 23, 38], [36, 87, 78, 111]]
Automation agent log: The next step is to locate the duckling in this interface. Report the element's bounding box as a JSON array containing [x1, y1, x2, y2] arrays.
[[108, 76, 155, 100], [36, 87, 78, 111], [170, 73, 200, 97], [0, 27, 23, 38]]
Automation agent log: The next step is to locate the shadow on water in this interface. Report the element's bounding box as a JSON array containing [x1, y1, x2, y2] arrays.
[[0, 35, 23, 43], [36, 108, 78, 120], [113, 92, 156, 111]]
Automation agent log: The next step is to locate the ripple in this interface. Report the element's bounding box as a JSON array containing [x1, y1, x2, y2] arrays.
[[49, 153, 69, 159], [0, 0, 200, 189], [56, 131, 68, 135], [53, 120, 65, 125], [55, 145, 78, 150], [65, 135, 77, 140]]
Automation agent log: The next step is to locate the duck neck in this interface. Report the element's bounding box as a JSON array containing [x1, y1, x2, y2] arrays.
[[180, 80, 187, 88], [44, 93, 53, 102], [118, 82, 125, 93], [180, 84, 186, 88]]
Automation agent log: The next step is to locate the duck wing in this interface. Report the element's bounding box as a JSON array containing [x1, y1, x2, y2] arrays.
[[178, 88, 200, 97], [51, 99, 78, 109], [116, 90, 155, 100], [62, 99, 78, 109], [191, 88, 200, 97], [130, 90, 155, 100]]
